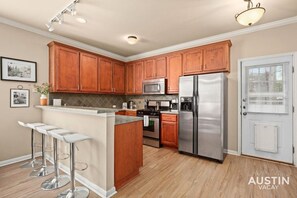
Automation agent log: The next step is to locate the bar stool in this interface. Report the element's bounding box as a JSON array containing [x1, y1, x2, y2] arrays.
[[41, 129, 73, 190], [56, 133, 91, 198], [17, 121, 44, 168], [30, 125, 58, 177]]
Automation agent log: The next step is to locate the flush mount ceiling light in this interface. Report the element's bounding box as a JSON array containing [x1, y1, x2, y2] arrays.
[[45, 0, 85, 32], [235, 0, 266, 26], [127, 36, 138, 45]]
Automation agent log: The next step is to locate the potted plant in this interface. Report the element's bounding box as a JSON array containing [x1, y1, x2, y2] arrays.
[[34, 83, 50, 106]]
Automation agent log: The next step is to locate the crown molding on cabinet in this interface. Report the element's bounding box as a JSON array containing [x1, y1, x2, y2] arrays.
[[126, 16, 297, 61], [0, 16, 126, 62], [1, 15, 297, 63]]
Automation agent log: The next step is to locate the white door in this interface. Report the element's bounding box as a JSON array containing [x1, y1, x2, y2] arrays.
[[241, 55, 293, 163]]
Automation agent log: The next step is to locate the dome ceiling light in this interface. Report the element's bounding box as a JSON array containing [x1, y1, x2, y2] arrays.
[[127, 36, 138, 45], [235, 0, 266, 26]]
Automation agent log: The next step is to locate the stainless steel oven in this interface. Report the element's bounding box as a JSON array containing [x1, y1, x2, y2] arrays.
[[143, 116, 159, 139], [142, 78, 166, 95]]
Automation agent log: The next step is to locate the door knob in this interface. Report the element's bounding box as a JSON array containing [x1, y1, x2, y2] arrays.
[[243, 112, 247, 116]]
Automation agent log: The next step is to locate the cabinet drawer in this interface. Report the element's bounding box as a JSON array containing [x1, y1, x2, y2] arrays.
[[125, 111, 137, 116], [162, 114, 177, 122]]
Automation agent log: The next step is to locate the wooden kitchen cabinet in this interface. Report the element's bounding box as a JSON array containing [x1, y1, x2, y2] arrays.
[[48, 43, 80, 92], [167, 53, 182, 94], [125, 63, 135, 94], [80, 52, 98, 92], [98, 58, 113, 93], [125, 110, 137, 116], [115, 120, 143, 189], [155, 57, 167, 78], [203, 41, 231, 73], [144, 57, 166, 79], [144, 59, 155, 79], [134, 61, 144, 94], [182, 48, 203, 75], [113, 62, 125, 94], [161, 114, 178, 148]]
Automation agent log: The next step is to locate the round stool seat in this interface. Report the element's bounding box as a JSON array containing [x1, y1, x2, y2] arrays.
[[36, 125, 59, 135], [63, 134, 91, 143]]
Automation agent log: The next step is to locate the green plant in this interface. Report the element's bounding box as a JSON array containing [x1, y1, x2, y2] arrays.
[[34, 83, 50, 95]]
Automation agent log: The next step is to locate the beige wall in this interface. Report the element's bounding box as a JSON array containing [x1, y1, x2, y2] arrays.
[[0, 24, 51, 161], [0, 22, 297, 161]]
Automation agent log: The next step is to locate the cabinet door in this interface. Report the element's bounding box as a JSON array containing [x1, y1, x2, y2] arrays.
[[155, 57, 167, 78], [203, 42, 230, 72], [126, 63, 135, 94], [80, 52, 98, 92], [113, 62, 125, 94], [125, 111, 137, 116], [56, 46, 80, 92], [134, 62, 144, 94], [98, 58, 113, 93], [161, 121, 178, 148], [183, 48, 203, 75], [167, 53, 182, 94], [144, 59, 155, 79]]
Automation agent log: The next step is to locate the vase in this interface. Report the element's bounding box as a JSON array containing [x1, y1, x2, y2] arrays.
[[40, 94, 48, 106]]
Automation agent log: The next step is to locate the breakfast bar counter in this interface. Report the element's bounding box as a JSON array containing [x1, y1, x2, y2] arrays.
[[36, 105, 143, 198]]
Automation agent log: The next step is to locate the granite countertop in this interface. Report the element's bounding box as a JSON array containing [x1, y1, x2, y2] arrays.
[[160, 110, 179, 115], [115, 115, 143, 125], [35, 105, 118, 117]]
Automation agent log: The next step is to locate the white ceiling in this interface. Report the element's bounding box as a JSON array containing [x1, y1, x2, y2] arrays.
[[0, 0, 296, 57]]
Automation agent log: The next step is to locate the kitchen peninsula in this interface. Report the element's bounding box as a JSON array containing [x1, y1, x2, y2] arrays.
[[36, 105, 143, 197]]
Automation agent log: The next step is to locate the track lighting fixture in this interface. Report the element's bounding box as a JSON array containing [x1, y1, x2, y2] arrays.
[[45, 0, 84, 32]]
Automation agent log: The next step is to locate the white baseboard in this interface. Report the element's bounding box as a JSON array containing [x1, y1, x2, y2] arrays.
[[224, 149, 240, 156], [46, 155, 117, 198], [0, 152, 42, 168]]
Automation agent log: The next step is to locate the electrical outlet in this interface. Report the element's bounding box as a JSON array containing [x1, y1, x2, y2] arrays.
[[32, 87, 38, 93]]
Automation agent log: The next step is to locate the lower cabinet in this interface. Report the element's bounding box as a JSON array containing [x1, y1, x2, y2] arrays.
[[161, 114, 178, 148], [114, 120, 143, 189], [115, 110, 137, 116]]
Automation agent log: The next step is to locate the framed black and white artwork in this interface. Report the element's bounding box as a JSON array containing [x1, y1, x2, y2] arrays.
[[1, 57, 37, 82], [10, 89, 30, 108]]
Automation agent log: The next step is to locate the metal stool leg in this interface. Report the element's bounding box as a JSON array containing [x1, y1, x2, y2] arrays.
[[57, 143, 89, 198], [41, 138, 70, 190], [20, 129, 42, 168], [30, 134, 54, 177]]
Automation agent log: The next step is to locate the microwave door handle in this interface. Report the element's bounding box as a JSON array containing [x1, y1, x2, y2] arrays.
[[157, 84, 160, 91]]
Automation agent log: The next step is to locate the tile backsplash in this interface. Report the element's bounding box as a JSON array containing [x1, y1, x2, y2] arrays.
[[49, 93, 126, 108], [49, 93, 178, 109]]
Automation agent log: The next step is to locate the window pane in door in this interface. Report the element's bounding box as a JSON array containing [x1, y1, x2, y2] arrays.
[[245, 63, 289, 114]]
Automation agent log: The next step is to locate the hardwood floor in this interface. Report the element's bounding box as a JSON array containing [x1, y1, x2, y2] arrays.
[[1, 146, 297, 198]]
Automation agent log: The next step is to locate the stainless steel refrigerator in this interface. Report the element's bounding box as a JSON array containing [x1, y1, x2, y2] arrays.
[[178, 73, 228, 162]]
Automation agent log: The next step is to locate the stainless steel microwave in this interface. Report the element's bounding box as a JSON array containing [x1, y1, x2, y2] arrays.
[[142, 78, 166, 95]]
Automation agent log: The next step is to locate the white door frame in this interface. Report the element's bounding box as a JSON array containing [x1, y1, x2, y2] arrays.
[[237, 52, 297, 166]]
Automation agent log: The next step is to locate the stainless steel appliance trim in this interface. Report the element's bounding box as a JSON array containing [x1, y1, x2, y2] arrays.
[[143, 116, 160, 139]]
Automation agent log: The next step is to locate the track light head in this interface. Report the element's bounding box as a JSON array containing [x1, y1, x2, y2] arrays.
[[45, 22, 54, 32]]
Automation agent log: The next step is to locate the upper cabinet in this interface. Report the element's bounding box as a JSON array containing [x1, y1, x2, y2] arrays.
[[203, 41, 231, 73], [98, 58, 113, 93], [113, 62, 125, 94], [48, 41, 125, 94], [144, 57, 167, 80], [125, 63, 135, 95], [49, 43, 80, 92], [182, 48, 203, 75], [80, 52, 98, 92], [155, 57, 167, 78], [134, 61, 144, 94], [182, 40, 231, 75], [125, 62, 143, 95], [167, 53, 182, 94]]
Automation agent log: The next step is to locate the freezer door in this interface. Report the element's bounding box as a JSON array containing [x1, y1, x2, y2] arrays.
[[198, 73, 224, 160], [178, 76, 194, 154]]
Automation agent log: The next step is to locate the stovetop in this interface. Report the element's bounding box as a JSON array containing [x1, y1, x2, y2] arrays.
[[137, 109, 160, 116]]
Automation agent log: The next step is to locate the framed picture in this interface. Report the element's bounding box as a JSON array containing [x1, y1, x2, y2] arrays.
[[10, 89, 30, 108], [1, 57, 37, 82]]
